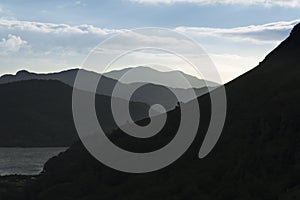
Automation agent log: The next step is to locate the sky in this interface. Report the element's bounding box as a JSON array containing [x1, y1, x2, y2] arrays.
[[0, 0, 300, 82]]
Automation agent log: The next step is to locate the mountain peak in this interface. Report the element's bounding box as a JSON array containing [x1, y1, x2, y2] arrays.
[[16, 70, 31, 75], [260, 23, 300, 66], [290, 22, 300, 37]]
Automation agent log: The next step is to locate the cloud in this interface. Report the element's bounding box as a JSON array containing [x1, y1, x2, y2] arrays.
[[75, 0, 87, 7], [0, 19, 123, 57], [0, 19, 121, 35], [128, 0, 300, 7], [175, 20, 300, 44], [0, 34, 28, 52], [0, 18, 298, 81], [0, 19, 297, 53]]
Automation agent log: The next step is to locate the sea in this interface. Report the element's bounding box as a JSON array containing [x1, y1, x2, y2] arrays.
[[0, 147, 67, 176]]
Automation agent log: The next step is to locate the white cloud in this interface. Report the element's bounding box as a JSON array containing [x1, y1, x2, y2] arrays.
[[0, 19, 299, 81], [75, 0, 87, 6], [0, 19, 298, 46], [75, 0, 82, 5], [175, 20, 300, 44], [0, 19, 121, 35], [0, 34, 28, 52], [129, 0, 300, 7]]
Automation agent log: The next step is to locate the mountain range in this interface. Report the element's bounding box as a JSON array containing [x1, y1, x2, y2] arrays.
[[15, 23, 300, 200], [0, 66, 217, 89], [0, 80, 149, 147], [0, 66, 215, 111], [103, 66, 218, 89], [0, 66, 212, 147]]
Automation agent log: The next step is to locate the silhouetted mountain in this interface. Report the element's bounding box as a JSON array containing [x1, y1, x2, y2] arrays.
[[104, 66, 218, 89], [0, 67, 217, 89], [0, 69, 80, 86], [0, 66, 212, 147], [0, 80, 149, 147], [20, 23, 300, 200], [0, 67, 214, 111]]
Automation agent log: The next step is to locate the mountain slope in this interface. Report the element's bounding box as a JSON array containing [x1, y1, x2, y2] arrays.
[[0, 80, 149, 147], [20, 24, 300, 200], [0, 66, 217, 89], [0, 67, 213, 111], [104, 66, 218, 89]]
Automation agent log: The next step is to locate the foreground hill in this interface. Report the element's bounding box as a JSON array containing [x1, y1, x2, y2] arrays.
[[19, 23, 300, 199], [0, 80, 149, 147]]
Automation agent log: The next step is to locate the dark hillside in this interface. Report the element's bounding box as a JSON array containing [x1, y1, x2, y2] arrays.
[[0, 80, 149, 147]]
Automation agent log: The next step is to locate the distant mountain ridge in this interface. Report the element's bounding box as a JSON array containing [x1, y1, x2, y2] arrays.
[[0, 68, 89, 86], [0, 67, 215, 147], [0, 67, 216, 111], [0, 66, 217, 89], [104, 66, 218, 89]]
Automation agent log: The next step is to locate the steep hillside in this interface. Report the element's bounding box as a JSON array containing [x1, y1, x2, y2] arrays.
[[0, 80, 149, 147]]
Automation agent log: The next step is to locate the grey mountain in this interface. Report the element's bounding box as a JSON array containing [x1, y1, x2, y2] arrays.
[[104, 66, 219, 89], [0, 67, 216, 111]]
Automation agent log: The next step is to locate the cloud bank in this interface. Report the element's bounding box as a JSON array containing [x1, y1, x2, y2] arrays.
[[176, 20, 300, 44], [0, 19, 297, 45], [129, 0, 300, 7], [0, 19, 121, 35], [0, 18, 298, 81]]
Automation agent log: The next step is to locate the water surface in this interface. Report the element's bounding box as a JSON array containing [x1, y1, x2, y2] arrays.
[[0, 147, 67, 176]]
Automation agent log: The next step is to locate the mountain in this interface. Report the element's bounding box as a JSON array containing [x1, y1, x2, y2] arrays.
[[0, 69, 80, 86], [19, 23, 300, 199], [0, 66, 217, 89], [0, 80, 149, 147], [104, 66, 219, 89], [0, 66, 213, 147], [0, 67, 215, 111]]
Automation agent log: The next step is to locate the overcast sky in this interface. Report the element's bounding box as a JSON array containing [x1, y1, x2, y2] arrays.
[[0, 0, 300, 82]]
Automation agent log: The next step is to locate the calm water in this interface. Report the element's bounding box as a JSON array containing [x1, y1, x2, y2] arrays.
[[0, 147, 67, 176]]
